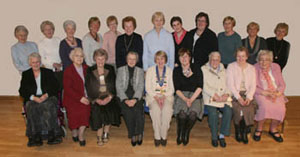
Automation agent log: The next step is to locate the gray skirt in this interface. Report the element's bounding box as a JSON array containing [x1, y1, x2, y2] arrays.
[[173, 91, 204, 119]]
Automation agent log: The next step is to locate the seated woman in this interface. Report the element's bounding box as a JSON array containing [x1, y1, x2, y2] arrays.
[[63, 48, 90, 146], [227, 47, 256, 144], [116, 51, 145, 146], [253, 50, 287, 143], [85, 48, 120, 146], [173, 48, 203, 146], [202, 51, 232, 148], [19, 53, 62, 147], [145, 51, 174, 147]]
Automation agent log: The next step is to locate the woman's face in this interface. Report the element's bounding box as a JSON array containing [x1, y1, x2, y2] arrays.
[[196, 16, 207, 31], [65, 24, 75, 37], [73, 52, 84, 66], [209, 54, 221, 69], [124, 21, 134, 35], [179, 53, 190, 66], [247, 25, 258, 37], [29, 57, 41, 71], [108, 20, 118, 32], [223, 20, 234, 33], [236, 51, 248, 64], [259, 54, 272, 70], [127, 53, 137, 67], [171, 21, 183, 33], [43, 25, 54, 39], [155, 55, 166, 68], [16, 31, 27, 43], [90, 21, 100, 34], [95, 55, 106, 68], [276, 28, 287, 40], [153, 16, 164, 30]]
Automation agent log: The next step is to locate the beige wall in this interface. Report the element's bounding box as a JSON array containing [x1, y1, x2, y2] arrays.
[[0, 0, 299, 95]]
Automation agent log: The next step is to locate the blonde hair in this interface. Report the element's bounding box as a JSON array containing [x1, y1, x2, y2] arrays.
[[40, 20, 55, 33], [247, 22, 260, 32], [257, 50, 273, 62], [69, 48, 84, 62], [154, 50, 168, 63], [223, 16, 236, 27], [106, 15, 118, 26], [274, 22, 289, 36], [151, 11, 165, 25]]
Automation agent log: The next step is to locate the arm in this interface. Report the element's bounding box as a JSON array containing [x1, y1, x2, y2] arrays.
[[11, 46, 27, 72], [168, 34, 175, 69], [115, 37, 123, 68], [165, 69, 175, 97], [281, 42, 290, 70], [116, 67, 129, 101], [63, 69, 84, 102], [19, 72, 31, 102], [133, 68, 145, 100], [145, 68, 156, 97], [226, 65, 241, 99], [82, 36, 92, 66], [246, 66, 256, 100], [274, 63, 286, 93], [137, 35, 144, 68], [143, 37, 149, 71]]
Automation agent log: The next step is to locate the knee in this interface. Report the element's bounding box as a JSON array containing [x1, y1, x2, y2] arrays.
[[189, 111, 197, 121], [178, 110, 187, 119]]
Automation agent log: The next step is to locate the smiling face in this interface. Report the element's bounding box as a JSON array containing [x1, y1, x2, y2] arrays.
[[29, 57, 41, 71], [73, 51, 84, 66], [247, 25, 259, 37], [209, 53, 221, 69], [179, 53, 190, 67], [65, 24, 75, 38], [15, 31, 28, 43], [127, 53, 137, 67], [155, 55, 166, 69], [89, 21, 100, 34], [196, 16, 207, 31], [259, 54, 272, 71], [43, 24, 54, 39], [108, 20, 118, 32], [275, 28, 287, 40], [236, 51, 248, 64], [124, 21, 134, 35], [171, 20, 183, 33], [95, 55, 106, 68], [223, 19, 234, 33]]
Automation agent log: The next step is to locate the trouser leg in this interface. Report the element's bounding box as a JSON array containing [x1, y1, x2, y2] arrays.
[[206, 106, 219, 140], [220, 105, 232, 136]]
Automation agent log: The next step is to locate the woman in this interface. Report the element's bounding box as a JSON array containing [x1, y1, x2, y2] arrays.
[[218, 16, 242, 67], [145, 51, 174, 147], [186, 12, 218, 68], [227, 47, 256, 144], [242, 22, 268, 64], [253, 50, 287, 143], [59, 20, 82, 70], [11, 25, 38, 73], [19, 53, 61, 147], [173, 48, 203, 146], [266, 23, 290, 70], [85, 48, 120, 146], [170, 16, 190, 67], [102, 15, 122, 66], [63, 48, 90, 146], [143, 12, 175, 70], [82, 17, 103, 66], [116, 16, 143, 68], [116, 52, 145, 146], [202, 51, 232, 148]]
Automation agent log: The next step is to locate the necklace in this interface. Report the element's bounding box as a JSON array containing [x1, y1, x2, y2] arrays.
[[182, 67, 191, 77], [156, 66, 166, 87], [90, 32, 99, 42], [66, 37, 76, 47], [273, 39, 283, 60], [124, 34, 134, 52]]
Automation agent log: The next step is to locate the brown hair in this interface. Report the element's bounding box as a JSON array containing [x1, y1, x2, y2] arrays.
[[247, 22, 260, 32], [40, 20, 55, 33], [274, 22, 289, 36], [178, 48, 191, 58], [223, 16, 236, 27], [93, 48, 108, 61], [122, 16, 137, 29], [106, 15, 118, 27], [234, 46, 249, 58], [88, 17, 101, 28], [154, 50, 168, 63]]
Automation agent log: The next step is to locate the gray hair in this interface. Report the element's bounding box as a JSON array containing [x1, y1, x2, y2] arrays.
[[69, 48, 85, 62], [256, 50, 273, 62], [63, 20, 76, 32], [209, 51, 221, 61], [28, 52, 41, 63], [14, 25, 28, 37], [126, 51, 139, 63], [93, 48, 108, 61]]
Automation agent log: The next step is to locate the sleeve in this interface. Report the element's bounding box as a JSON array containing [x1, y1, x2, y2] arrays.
[[38, 42, 52, 69], [137, 35, 144, 69], [236, 34, 243, 50], [165, 68, 175, 97], [18, 72, 31, 102], [246, 67, 257, 100], [197, 67, 204, 89], [145, 68, 156, 97], [211, 32, 219, 51], [82, 36, 92, 66], [226, 64, 241, 99], [143, 35, 149, 71], [116, 67, 128, 101], [63, 68, 84, 102], [202, 67, 216, 97], [172, 68, 181, 91], [59, 41, 67, 68], [254, 66, 264, 95], [260, 37, 268, 50], [133, 68, 145, 100], [274, 63, 286, 93], [108, 65, 117, 96], [115, 37, 123, 68], [11, 46, 26, 73], [45, 69, 59, 98], [168, 34, 175, 69], [280, 42, 290, 70]]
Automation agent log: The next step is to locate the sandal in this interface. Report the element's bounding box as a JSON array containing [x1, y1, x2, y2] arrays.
[[102, 132, 109, 143], [253, 130, 262, 141], [268, 131, 283, 143], [97, 136, 104, 146]]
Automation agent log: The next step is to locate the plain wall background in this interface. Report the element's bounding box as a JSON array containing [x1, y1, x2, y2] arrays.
[[0, 0, 299, 95]]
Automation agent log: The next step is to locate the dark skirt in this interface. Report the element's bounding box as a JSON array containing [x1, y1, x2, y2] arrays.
[[90, 98, 121, 130]]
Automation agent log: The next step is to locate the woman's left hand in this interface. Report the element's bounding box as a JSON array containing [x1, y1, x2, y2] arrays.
[[244, 98, 251, 106]]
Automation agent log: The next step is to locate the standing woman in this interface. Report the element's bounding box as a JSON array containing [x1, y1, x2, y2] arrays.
[[145, 51, 174, 147], [242, 22, 268, 64], [11, 25, 38, 73], [63, 48, 90, 146], [227, 47, 256, 144], [116, 52, 145, 146], [102, 15, 121, 67], [143, 12, 175, 70], [85, 48, 120, 146], [173, 48, 203, 146], [266, 23, 290, 70], [170, 16, 190, 67], [218, 16, 242, 67], [116, 16, 143, 69], [186, 12, 218, 68], [59, 20, 82, 70]]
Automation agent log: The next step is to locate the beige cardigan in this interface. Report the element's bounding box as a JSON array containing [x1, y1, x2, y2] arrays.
[[201, 63, 232, 108]]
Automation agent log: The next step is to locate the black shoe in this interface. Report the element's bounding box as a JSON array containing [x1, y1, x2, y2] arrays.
[[137, 134, 143, 145], [34, 134, 43, 146], [72, 136, 79, 142], [27, 137, 36, 147], [79, 140, 86, 146], [154, 139, 160, 147], [176, 116, 185, 145], [219, 138, 226, 148], [211, 140, 218, 147], [47, 136, 62, 145], [240, 120, 249, 144], [234, 124, 241, 142], [269, 131, 283, 143], [183, 118, 196, 146], [161, 139, 167, 147], [253, 130, 262, 142], [131, 137, 137, 147]]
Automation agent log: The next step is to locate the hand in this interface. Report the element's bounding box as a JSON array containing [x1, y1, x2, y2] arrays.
[[80, 97, 90, 105], [126, 99, 137, 107], [102, 95, 112, 105], [213, 94, 221, 102], [33, 96, 42, 103], [53, 63, 62, 71], [238, 97, 246, 106], [96, 99, 104, 105], [261, 90, 272, 97], [40, 93, 49, 102], [244, 98, 251, 106], [221, 94, 229, 102], [186, 99, 192, 107]]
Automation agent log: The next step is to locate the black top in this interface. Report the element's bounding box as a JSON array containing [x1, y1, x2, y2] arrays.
[[59, 38, 82, 70], [173, 64, 203, 97], [266, 37, 290, 70], [172, 31, 190, 66], [125, 66, 135, 99], [186, 28, 218, 68], [115, 32, 143, 68], [242, 36, 268, 64], [19, 67, 59, 103]]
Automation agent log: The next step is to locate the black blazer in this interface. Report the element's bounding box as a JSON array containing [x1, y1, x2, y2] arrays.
[[19, 67, 59, 103]]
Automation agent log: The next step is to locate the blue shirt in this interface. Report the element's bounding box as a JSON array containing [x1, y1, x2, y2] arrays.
[[11, 41, 38, 73], [218, 32, 242, 65], [143, 28, 175, 70]]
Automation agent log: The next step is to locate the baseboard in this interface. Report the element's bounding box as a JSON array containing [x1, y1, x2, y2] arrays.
[[0, 96, 22, 100]]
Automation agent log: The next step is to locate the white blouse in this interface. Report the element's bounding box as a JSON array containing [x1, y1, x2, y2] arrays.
[[38, 37, 61, 70]]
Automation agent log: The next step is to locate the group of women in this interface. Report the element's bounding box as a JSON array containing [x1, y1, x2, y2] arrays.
[[13, 11, 289, 148]]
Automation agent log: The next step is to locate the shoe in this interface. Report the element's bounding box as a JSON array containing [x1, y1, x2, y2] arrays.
[[102, 132, 109, 143], [211, 140, 218, 147], [219, 138, 226, 148], [131, 137, 137, 147], [176, 116, 185, 145], [253, 130, 262, 141], [234, 124, 241, 142], [47, 136, 62, 145], [97, 136, 104, 146], [72, 136, 79, 142], [27, 137, 36, 147], [79, 140, 86, 146], [161, 139, 167, 147], [268, 131, 283, 143], [34, 134, 43, 146], [137, 134, 143, 145], [154, 139, 160, 147]]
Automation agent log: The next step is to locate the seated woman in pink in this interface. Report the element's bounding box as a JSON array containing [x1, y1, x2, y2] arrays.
[[253, 50, 287, 143]]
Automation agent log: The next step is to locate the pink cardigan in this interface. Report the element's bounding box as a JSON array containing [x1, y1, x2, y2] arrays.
[[226, 62, 256, 100], [102, 30, 121, 64]]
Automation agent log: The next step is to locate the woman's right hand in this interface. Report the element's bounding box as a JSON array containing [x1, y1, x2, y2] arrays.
[[238, 97, 246, 106], [80, 97, 90, 105]]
